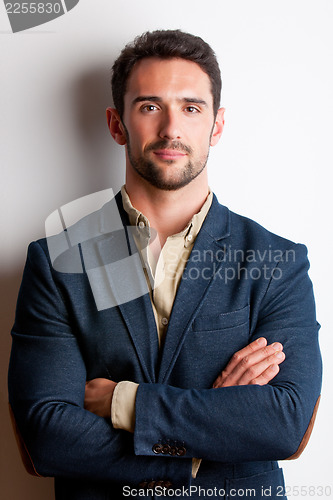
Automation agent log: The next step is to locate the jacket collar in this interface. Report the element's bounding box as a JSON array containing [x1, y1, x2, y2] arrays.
[[200, 193, 231, 242]]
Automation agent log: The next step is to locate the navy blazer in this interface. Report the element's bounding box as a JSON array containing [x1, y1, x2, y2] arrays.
[[8, 193, 322, 499]]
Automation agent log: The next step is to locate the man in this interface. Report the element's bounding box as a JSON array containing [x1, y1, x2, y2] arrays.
[[8, 30, 321, 499]]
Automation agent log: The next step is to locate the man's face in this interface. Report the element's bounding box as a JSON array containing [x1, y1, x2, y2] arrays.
[[120, 57, 223, 191]]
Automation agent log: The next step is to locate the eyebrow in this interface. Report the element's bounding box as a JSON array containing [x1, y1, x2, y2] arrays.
[[132, 96, 208, 107]]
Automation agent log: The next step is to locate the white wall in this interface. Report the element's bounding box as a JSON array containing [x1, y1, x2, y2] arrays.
[[1, 1, 332, 498]]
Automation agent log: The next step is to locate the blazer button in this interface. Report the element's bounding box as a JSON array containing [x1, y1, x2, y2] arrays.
[[152, 443, 163, 454], [176, 446, 186, 456], [168, 445, 177, 456], [161, 444, 170, 454]]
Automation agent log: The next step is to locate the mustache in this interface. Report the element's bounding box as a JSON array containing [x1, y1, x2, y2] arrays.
[[145, 140, 193, 155]]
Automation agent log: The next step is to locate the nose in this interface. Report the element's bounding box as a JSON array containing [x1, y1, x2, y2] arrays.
[[158, 109, 181, 140]]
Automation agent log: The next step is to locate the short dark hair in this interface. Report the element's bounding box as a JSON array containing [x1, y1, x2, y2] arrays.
[[111, 29, 221, 118]]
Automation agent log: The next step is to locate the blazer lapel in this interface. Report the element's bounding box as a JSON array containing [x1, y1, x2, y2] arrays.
[[116, 290, 159, 384], [97, 192, 159, 383], [157, 197, 231, 383]]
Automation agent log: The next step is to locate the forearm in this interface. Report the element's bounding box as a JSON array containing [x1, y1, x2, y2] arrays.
[[134, 313, 322, 463], [8, 334, 192, 484], [108, 322, 321, 464], [134, 365, 321, 463], [8, 241, 190, 485]]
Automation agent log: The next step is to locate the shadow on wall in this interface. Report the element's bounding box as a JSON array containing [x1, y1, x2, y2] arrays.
[[70, 63, 125, 196], [0, 271, 54, 499], [1, 64, 124, 499]]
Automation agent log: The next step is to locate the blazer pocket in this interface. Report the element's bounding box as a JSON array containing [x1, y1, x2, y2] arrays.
[[192, 304, 249, 332]]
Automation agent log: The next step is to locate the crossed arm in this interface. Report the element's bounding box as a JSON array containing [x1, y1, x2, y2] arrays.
[[8, 240, 321, 483], [84, 338, 285, 420]]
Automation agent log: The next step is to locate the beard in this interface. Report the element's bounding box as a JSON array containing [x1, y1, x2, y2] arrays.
[[124, 130, 210, 191]]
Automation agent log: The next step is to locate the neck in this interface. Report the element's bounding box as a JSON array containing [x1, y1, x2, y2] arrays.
[[125, 169, 209, 246]]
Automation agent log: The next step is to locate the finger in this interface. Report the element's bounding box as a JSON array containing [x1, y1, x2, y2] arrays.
[[237, 350, 285, 386], [212, 339, 283, 388], [212, 374, 224, 388], [249, 364, 280, 386], [225, 342, 283, 380], [222, 337, 268, 377], [217, 343, 284, 387]]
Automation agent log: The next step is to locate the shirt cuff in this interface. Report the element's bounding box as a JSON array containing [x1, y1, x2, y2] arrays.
[[191, 458, 202, 478], [111, 381, 139, 433]]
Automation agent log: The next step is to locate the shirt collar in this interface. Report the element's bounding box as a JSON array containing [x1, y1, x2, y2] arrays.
[[121, 185, 213, 247]]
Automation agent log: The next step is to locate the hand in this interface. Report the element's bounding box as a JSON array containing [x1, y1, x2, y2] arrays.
[[84, 378, 117, 418], [212, 337, 285, 388]]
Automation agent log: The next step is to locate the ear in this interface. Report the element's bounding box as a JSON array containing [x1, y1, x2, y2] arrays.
[[210, 108, 225, 147], [106, 107, 127, 145]]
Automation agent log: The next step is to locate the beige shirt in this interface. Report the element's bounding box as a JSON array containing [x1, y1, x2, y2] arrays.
[[111, 186, 213, 478]]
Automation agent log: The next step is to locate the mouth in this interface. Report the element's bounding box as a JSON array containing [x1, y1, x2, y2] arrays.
[[152, 149, 187, 161]]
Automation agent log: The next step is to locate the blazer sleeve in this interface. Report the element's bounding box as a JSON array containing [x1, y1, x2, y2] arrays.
[[8, 241, 192, 485], [133, 243, 322, 462]]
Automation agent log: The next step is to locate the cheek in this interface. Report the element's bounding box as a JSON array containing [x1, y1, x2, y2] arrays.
[[192, 129, 213, 153], [127, 120, 155, 146], [188, 119, 213, 141]]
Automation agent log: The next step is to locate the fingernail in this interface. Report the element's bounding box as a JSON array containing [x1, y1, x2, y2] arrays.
[[257, 337, 266, 346], [272, 342, 282, 351], [274, 351, 284, 359]]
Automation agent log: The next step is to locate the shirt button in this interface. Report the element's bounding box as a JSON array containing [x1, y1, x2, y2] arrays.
[[187, 234, 193, 241], [161, 317, 169, 326], [138, 221, 145, 229]]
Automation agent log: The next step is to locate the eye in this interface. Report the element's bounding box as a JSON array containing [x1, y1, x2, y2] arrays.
[[184, 106, 200, 113], [141, 104, 159, 113]]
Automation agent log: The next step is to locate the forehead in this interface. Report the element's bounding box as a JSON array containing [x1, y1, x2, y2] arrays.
[[125, 57, 213, 105]]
